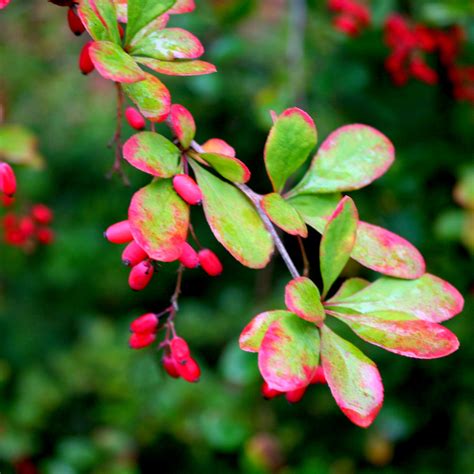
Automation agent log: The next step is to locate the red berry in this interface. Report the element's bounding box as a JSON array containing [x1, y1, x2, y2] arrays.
[[122, 240, 148, 266], [176, 357, 201, 383], [178, 242, 199, 269], [410, 57, 438, 85], [162, 354, 180, 378], [0, 162, 17, 197], [130, 313, 158, 333], [129, 332, 156, 349], [128, 259, 154, 291], [170, 336, 190, 364], [333, 14, 360, 37], [311, 366, 327, 384], [261, 381, 283, 400], [36, 227, 54, 245], [19, 216, 35, 237], [79, 41, 95, 75], [67, 7, 85, 36], [285, 386, 307, 403], [3, 212, 17, 229], [104, 220, 133, 244], [31, 204, 53, 225], [125, 107, 146, 130], [198, 249, 223, 277], [172, 174, 202, 205], [1, 194, 15, 207]]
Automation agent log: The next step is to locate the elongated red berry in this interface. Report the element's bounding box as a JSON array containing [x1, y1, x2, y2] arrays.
[[285, 386, 307, 403], [172, 174, 202, 205], [67, 7, 85, 36], [261, 381, 283, 400], [176, 357, 201, 383], [105, 220, 133, 244], [130, 313, 158, 333], [311, 366, 327, 384], [198, 249, 223, 277], [122, 240, 148, 266], [178, 242, 199, 269], [170, 336, 190, 364], [128, 259, 154, 291], [0, 163, 17, 197], [79, 41, 95, 75], [37, 227, 54, 245], [129, 332, 156, 349], [162, 354, 180, 378], [31, 204, 53, 225], [125, 107, 146, 130]]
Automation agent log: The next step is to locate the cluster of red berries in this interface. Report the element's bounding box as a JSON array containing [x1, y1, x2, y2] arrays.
[[327, 0, 371, 37], [2, 204, 54, 249], [262, 366, 327, 404]]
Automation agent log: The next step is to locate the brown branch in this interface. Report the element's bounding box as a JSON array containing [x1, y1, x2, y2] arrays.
[[297, 236, 310, 277]]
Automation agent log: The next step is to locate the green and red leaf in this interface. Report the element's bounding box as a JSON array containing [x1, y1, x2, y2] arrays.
[[201, 138, 236, 157], [89, 41, 145, 83], [321, 325, 383, 428], [128, 179, 189, 262], [168, 104, 196, 149], [191, 162, 274, 268], [77, 0, 110, 41], [136, 57, 217, 76], [264, 108, 317, 193], [320, 196, 358, 296], [259, 315, 320, 391], [199, 153, 250, 184], [239, 310, 292, 353], [0, 125, 44, 169], [123, 131, 181, 177], [261, 193, 307, 237], [285, 277, 325, 324], [169, 0, 195, 14], [327, 274, 464, 323], [289, 124, 394, 195], [330, 278, 370, 300], [331, 311, 460, 359], [122, 72, 171, 122], [92, 0, 121, 44]]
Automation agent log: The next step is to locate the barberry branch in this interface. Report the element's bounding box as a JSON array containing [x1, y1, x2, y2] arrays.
[[297, 235, 310, 277]]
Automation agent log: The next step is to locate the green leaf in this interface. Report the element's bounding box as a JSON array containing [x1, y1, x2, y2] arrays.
[[128, 15, 170, 48], [264, 108, 317, 193], [259, 315, 320, 391], [122, 72, 171, 122], [321, 325, 383, 428], [136, 57, 217, 76], [239, 310, 292, 353], [77, 0, 110, 41], [285, 277, 325, 324], [128, 179, 189, 262], [191, 162, 274, 269], [126, 0, 176, 45], [0, 125, 44, 169], [93, 0, 121, 44], [320, 196, 358, 296], [327, 274, 464, 323], [123, 132, 181, 177], [289, 125, 394, 195], [331, 310, 459, 359], [168, 104, 195, 149], [290, 194, 425, 279], [130, 28, 204, 61], [331, 278, 370, 300], [199, 153, 250, 184], [89, 41, 145, 83], [261, 193, 307, 237]]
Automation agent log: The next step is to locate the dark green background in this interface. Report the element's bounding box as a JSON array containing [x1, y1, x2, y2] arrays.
[[0, 1, 473, 472]]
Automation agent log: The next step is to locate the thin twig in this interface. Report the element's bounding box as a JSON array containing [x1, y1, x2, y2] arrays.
[[297, 236, 310, 277], [188, 223, 203, 249]]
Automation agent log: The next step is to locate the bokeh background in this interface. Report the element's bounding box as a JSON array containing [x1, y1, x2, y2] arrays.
[[0, 0, 473, 472]]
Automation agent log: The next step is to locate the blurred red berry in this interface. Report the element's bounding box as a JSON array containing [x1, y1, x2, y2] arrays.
[[172, 174, 202, 205], [170, 336, 190, 364], [79, 41, 94, 75], [261, 381, 283, 400], [105, 220, 133, 244], [130, 313, 158, 333], [286, 386, 307, 403], [178, 242, 199, 269], [0, 162, 17, 196], [67, 7, 85, 36], [36, 227, 54, 245], [176, 357, 201, 382], [311, 366, 327, 384], [198, 249, 223, 276], [162, 354, 180, 378], [129, 332, 156, 349], [128, 259, 154, 291], [31, 204, 53, 225], [122, 240, 148, 266], [125, 107, 146, 130]]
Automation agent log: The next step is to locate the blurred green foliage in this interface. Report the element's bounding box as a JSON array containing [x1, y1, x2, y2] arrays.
[[0, 0, 473, 473]]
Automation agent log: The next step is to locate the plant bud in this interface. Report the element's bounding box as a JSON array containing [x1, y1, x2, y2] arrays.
[[261, 381, 283, 400], [311, 366, 327, 384], [170, 336, 190, 364], [176, 357, 201, 383], [125, 107, 146, 130], [285, 386, 307, 403], [129, 332, 156, 349], [122, 240, 148, 266], [128, 260, 154, 291], [37, 227, 54, 245], [178, 242, 199, 269], [162, 354, 180, 378], [130, 313, 158, 333], [172, 174, 202, 205], [198, 249, 223, 276], [31, 204, 53, 225], [0, 162, 17, 196], [67, 7, 85, 36], [79, 41, 95, 75], [104, 220, 133, 244]]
